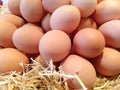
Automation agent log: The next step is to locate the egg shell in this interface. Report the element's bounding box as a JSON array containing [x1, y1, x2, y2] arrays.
[[0, 13, 25, 28], [13, 23, 44, 54], [92, 47, 120, 76], [73, 28, 105, 58], [0, 48, 29, 73], [93, 0, 120, 25], [41, 13, 51, 32], [39, 30, 71, 62], [8, 0, 21, 16], [0, 20, 17, 48], [20, 0, 44, 23], [98, 20, 120, 48], [42, 0, 70, 13], [71, 0, 97, 17], [50, 5, 81, 34], [62, 54, 96, 89]]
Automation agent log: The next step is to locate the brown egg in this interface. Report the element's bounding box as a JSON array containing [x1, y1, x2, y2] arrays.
[[78, 17, 97, 30], [8, 0, 21, 16], [0, 20, 17, 48], [39, 30, 71, 62], [93, 0, 120, 25], [20, 0, 44, 23], [13, 23, 44, 54], [0, 48, 29, 73], [92, 47, 120, 76], [62, 54, 96, 89], [0, 13, 25, 28], [35, 55, 48, 68], [98, 20, 120, 48], [73, 28, 105, 58], [41, 13, 51, 32], [50, 5, 81, 34], [73, 17, 97, 36], [71, 0, 97, 17], [42, 0, 70, 13]]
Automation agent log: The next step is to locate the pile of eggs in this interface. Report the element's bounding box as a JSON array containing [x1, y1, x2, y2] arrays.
[[0, 0, 120, 89]]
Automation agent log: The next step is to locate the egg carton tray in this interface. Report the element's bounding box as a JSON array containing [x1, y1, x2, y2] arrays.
[[0, 3, 120, 90]]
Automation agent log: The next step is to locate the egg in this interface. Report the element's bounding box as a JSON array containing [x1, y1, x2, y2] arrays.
[[13, 23, 44, 54], [98, 20, 120, 48], [42, 0, 70, 13], [71, 0, 97, 17], [0, 20, 17, 48], [8, 0, 21, 16], [73, 28, 105, 58], [50, 5, 81, 34], [0, 48, 29, 73], [72, 17, 97, 37], [41, 13, 51, 32], [77, 17, 97, 30], [35, 55, 48, 68], [92, 47, 120, 76], [0, 13, 25, 28], [93, 0, 120, 25], [20, 0, 44, 23], [62, 54, 96, 89], [39, 30, 71, 62]]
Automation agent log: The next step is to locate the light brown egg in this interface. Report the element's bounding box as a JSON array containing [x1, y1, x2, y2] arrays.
[[0, 13, 25, 28], [41, 13, 51, 32], [0, 20, 17, 48], [62, 54, 96, 89], [71, 0, 97, 17], [73, 28, 105, 58], [39, 30, 71, 62], [93, 0, 120, 25], [13, 23, 44, 54], [50, 5, 81, 34], [78, 17, 97, 30], [35, 55, 48, 68], [42, 0, 70, 13], [72, 17, 97, 36], [0, 48, 29, 73], [98, 20, 120, 48], [8, 0, 21, 16], [20, 0, 44, 23], [92, 47, 120, 76]]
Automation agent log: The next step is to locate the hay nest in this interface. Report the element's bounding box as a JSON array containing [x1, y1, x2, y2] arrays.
[[0, 4, 120, 90]]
